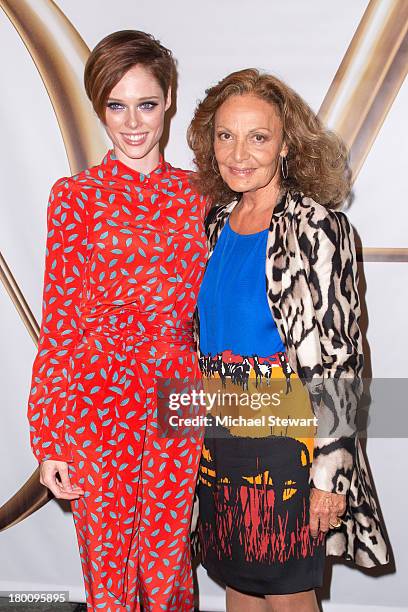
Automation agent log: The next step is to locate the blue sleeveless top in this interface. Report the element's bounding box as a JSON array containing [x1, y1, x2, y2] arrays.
[[197, 217, 285, 357]]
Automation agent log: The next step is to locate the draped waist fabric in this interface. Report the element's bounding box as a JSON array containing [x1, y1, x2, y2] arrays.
[[81, 307, 195, 354]]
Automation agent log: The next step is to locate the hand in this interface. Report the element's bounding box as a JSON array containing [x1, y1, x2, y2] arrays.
[[39, 460, 85, 500], [309, 487, 346, 538]]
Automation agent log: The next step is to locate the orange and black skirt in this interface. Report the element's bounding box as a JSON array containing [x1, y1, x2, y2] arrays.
[[197, 349, 326, 595]]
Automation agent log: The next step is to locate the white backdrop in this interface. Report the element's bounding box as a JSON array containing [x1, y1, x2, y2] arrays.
[[0, 1, 407, 610]]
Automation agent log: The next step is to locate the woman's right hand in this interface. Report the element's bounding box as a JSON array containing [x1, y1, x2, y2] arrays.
[[39, 460, 85, 500], [309, 487, 346, 538]]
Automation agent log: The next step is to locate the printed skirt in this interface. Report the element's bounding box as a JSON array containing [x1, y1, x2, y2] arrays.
[[197, 349, 326, 595]]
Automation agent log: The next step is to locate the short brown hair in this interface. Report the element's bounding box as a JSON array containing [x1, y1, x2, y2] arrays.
[[187, 68, 351, 208], [84, 30, 176, 122]]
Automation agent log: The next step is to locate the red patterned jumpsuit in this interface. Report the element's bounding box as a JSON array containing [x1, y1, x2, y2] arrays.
[[27, 149, 207, 611]]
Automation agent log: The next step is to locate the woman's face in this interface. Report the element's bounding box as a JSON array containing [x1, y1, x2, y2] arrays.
[[213, 93, 287, 195], [104, 64, 171, 171]]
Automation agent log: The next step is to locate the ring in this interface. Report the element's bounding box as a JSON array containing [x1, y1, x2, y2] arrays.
[[329, 519, 342, 529]]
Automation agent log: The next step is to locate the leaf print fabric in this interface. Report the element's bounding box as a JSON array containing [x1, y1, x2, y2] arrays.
[[28, 176, 88, 462], [26, 149, 208, 610]]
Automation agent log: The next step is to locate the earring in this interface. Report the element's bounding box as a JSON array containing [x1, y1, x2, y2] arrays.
[[280, 155, 288, 179], [211, 155, 220, 176]]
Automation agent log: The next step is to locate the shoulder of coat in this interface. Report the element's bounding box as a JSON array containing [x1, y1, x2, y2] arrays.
[[293, 192, 351, 229], [294, 193, 333, 221], [205, 201, 233, 225]]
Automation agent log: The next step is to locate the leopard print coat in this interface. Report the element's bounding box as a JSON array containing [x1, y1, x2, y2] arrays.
[[191, 189, 391, 568]]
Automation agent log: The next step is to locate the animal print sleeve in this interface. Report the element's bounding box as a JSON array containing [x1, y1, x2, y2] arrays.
[[308, 209, 364, 495], [308, 209, 363, 376]]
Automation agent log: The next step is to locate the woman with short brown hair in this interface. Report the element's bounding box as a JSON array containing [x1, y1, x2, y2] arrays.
[[188, 68, 390, 611], [27, 30, 207, 610]]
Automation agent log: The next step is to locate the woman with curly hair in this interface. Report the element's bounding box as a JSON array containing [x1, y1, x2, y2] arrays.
[[188, 69, 390, 610]]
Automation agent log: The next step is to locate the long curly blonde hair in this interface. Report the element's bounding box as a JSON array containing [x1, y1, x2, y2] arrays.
[[187, 68, 351, 208]]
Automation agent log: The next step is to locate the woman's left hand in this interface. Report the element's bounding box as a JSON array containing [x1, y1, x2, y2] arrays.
[[309, 487, 346, 538]]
